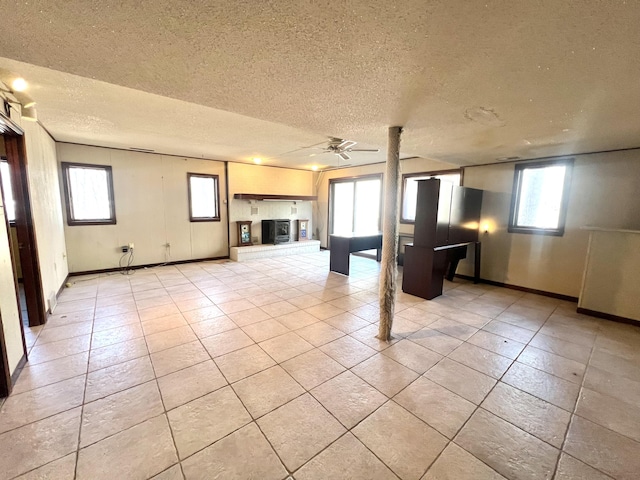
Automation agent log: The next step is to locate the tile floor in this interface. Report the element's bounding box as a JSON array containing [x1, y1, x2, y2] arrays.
[[1, 251, 640, 479]]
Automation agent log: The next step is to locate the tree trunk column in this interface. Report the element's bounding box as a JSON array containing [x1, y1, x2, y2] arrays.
[[377, 126, 402, 341]]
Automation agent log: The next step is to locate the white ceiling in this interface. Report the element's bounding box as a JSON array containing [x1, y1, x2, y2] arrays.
[[1, 1, 639, 169]]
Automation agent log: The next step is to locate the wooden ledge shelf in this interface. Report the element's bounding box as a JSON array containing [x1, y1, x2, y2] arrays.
[[233, 194, 317, 201]]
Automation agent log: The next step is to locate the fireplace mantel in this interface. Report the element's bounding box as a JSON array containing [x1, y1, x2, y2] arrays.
[[233, 193, 317, 201]]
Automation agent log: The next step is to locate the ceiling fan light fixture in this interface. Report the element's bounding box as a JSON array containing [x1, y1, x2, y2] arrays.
[[12, 77, 28, 92]]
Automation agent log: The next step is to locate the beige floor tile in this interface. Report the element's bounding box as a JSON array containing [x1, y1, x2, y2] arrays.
[[518, 345, 586, 384], [142, 313, 188, 336], [350, 303, 381, 323], [564, 416, 640, 480], [241, 318, 290, 342], [257, 393, 346, 471], [259, 331, 314, 363], [396, 306, 440, 326], [311, 370, 386, 428], [85, 356, 155, 402], [35, 322, 93, 346], [381, 339, 442, 374], [158, 360, 227, 410], [287, 293, 325, 309], [425, 358, 496, 404], [189, 315, 237, 339], [151, 340, 210, 377], [282, 348, 345, 389], [576, 387, 640, 442], [354, 401, 447, 480], [151, 464, 184, 480], [200, 328, 254, 357], [146, 325, 198, 353], [176, 296, 214, 313], [319, 335, 377, 368], [538, 322, 596, 348], [217, 299, 257, 315], [233, 365, 305, 418], [395, 377, 475, 439], [555, 453, 613, 480], [14, 453, 77, 480], [409, 328, 463, 356], [296, 432, 397, 480], [182, 423, 287, 480], [351, 353, 419, 397], [214, 344, 276, 383], [139, 303, 181, 322], [482, 319, 536, 344], [55, 298, 96, 314], [429, 317, 479, 341], [448, 342, 513, 379], [443, 309, 493, 328], [349, 323, 400, 351], [227, 307, 271, 326], [590, 349, 640, 383], [136, 295, 174, 311], [0, 408, 81, 479], [81, 381, 164, 447], [502, 362, 580, 411], [422, 443, 507, 480], [456, 409, 559, 480], [529, 332, 592, 364], [304, 302, 345, 320], [27, 334, 91, 365], [0, 375, 85, 434], [182, 305, 226, 324], [391, 317, 425, 338], [296, 321, 345, 346], [275, 310, 321, 330], [482, 382, 571, 447], [91, 323, 144, 349], [77, 414, 177, 480], [248, 292, 283, 307], [466, 330, 526, 359], [13, 352, 89, 394], [324, 311, 370, 333], [92, 311, 139, 333], [88, 337, 148, 372], [168, 386, 251, 459], [583, 366, 640, 404]]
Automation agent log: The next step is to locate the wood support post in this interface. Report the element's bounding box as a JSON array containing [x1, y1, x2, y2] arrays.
[[377, 126, 402, 341]]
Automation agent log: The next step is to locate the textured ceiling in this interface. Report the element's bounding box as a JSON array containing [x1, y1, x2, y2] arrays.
[[1, 1, 639, 169]]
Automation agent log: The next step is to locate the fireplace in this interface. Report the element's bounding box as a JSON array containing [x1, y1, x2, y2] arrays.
[[262, 219, 291, 244]]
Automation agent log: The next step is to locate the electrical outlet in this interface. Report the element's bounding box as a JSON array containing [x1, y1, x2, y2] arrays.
[[121, 246, 129, 253], [128, 242, 135, 250]]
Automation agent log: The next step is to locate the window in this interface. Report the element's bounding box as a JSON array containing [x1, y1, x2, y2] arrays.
[[401, 170, 461, 222], [62, 162, 116, 225], [509, 159, 573, 236], [188, 173, 220, 221], [329, 175, 382, 236], [0, 159, 16, 222]]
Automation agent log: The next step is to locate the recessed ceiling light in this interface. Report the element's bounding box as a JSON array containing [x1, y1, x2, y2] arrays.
[[252, 157, 262, 164], [311, 166, 318, 171], [12, 78, 28, 92]]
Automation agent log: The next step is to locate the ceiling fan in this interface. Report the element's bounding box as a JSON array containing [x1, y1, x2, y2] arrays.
[[310, 137, 380, 162]]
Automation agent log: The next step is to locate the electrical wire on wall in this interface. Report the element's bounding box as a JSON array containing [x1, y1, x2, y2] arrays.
[[119, 248, 135, 275]]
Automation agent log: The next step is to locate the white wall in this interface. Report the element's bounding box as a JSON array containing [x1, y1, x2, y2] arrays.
[[0, 139, 24, 374], [458, 150, 640, 297], [21, 121, 69, 305], [57, 144, 229, 273], [227, 163, 314, 246], [314, 157, 458, 247]]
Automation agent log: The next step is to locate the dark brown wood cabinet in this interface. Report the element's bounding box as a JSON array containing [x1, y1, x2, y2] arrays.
[[402, 179, 483, 299]]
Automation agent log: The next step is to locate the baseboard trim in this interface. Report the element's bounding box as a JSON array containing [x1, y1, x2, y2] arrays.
[[68, 256, 231, 277], [454, 274, 579, 303], [576, 307, 640, 327]]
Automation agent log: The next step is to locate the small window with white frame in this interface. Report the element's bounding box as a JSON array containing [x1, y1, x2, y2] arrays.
[[508, 158, 573, 236], [188, 173, 220, 222], [0, 159, 16, 223], [401, 170, 461, 223], [62, 162, 116, 226]]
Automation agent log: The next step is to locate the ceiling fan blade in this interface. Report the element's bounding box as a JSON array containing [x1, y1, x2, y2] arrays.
[[338, 140, 357, 150], [348, 148, 380, 153], [338, 152, 351, 161]]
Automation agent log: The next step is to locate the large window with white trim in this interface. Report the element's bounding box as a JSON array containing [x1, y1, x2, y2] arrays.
[[401, 170, 461, 223], [0, 159, 15, 222], [329, 174, 382, 236]]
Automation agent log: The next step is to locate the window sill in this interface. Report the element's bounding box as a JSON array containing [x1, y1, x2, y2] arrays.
[[508, 226, 564, 237]]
